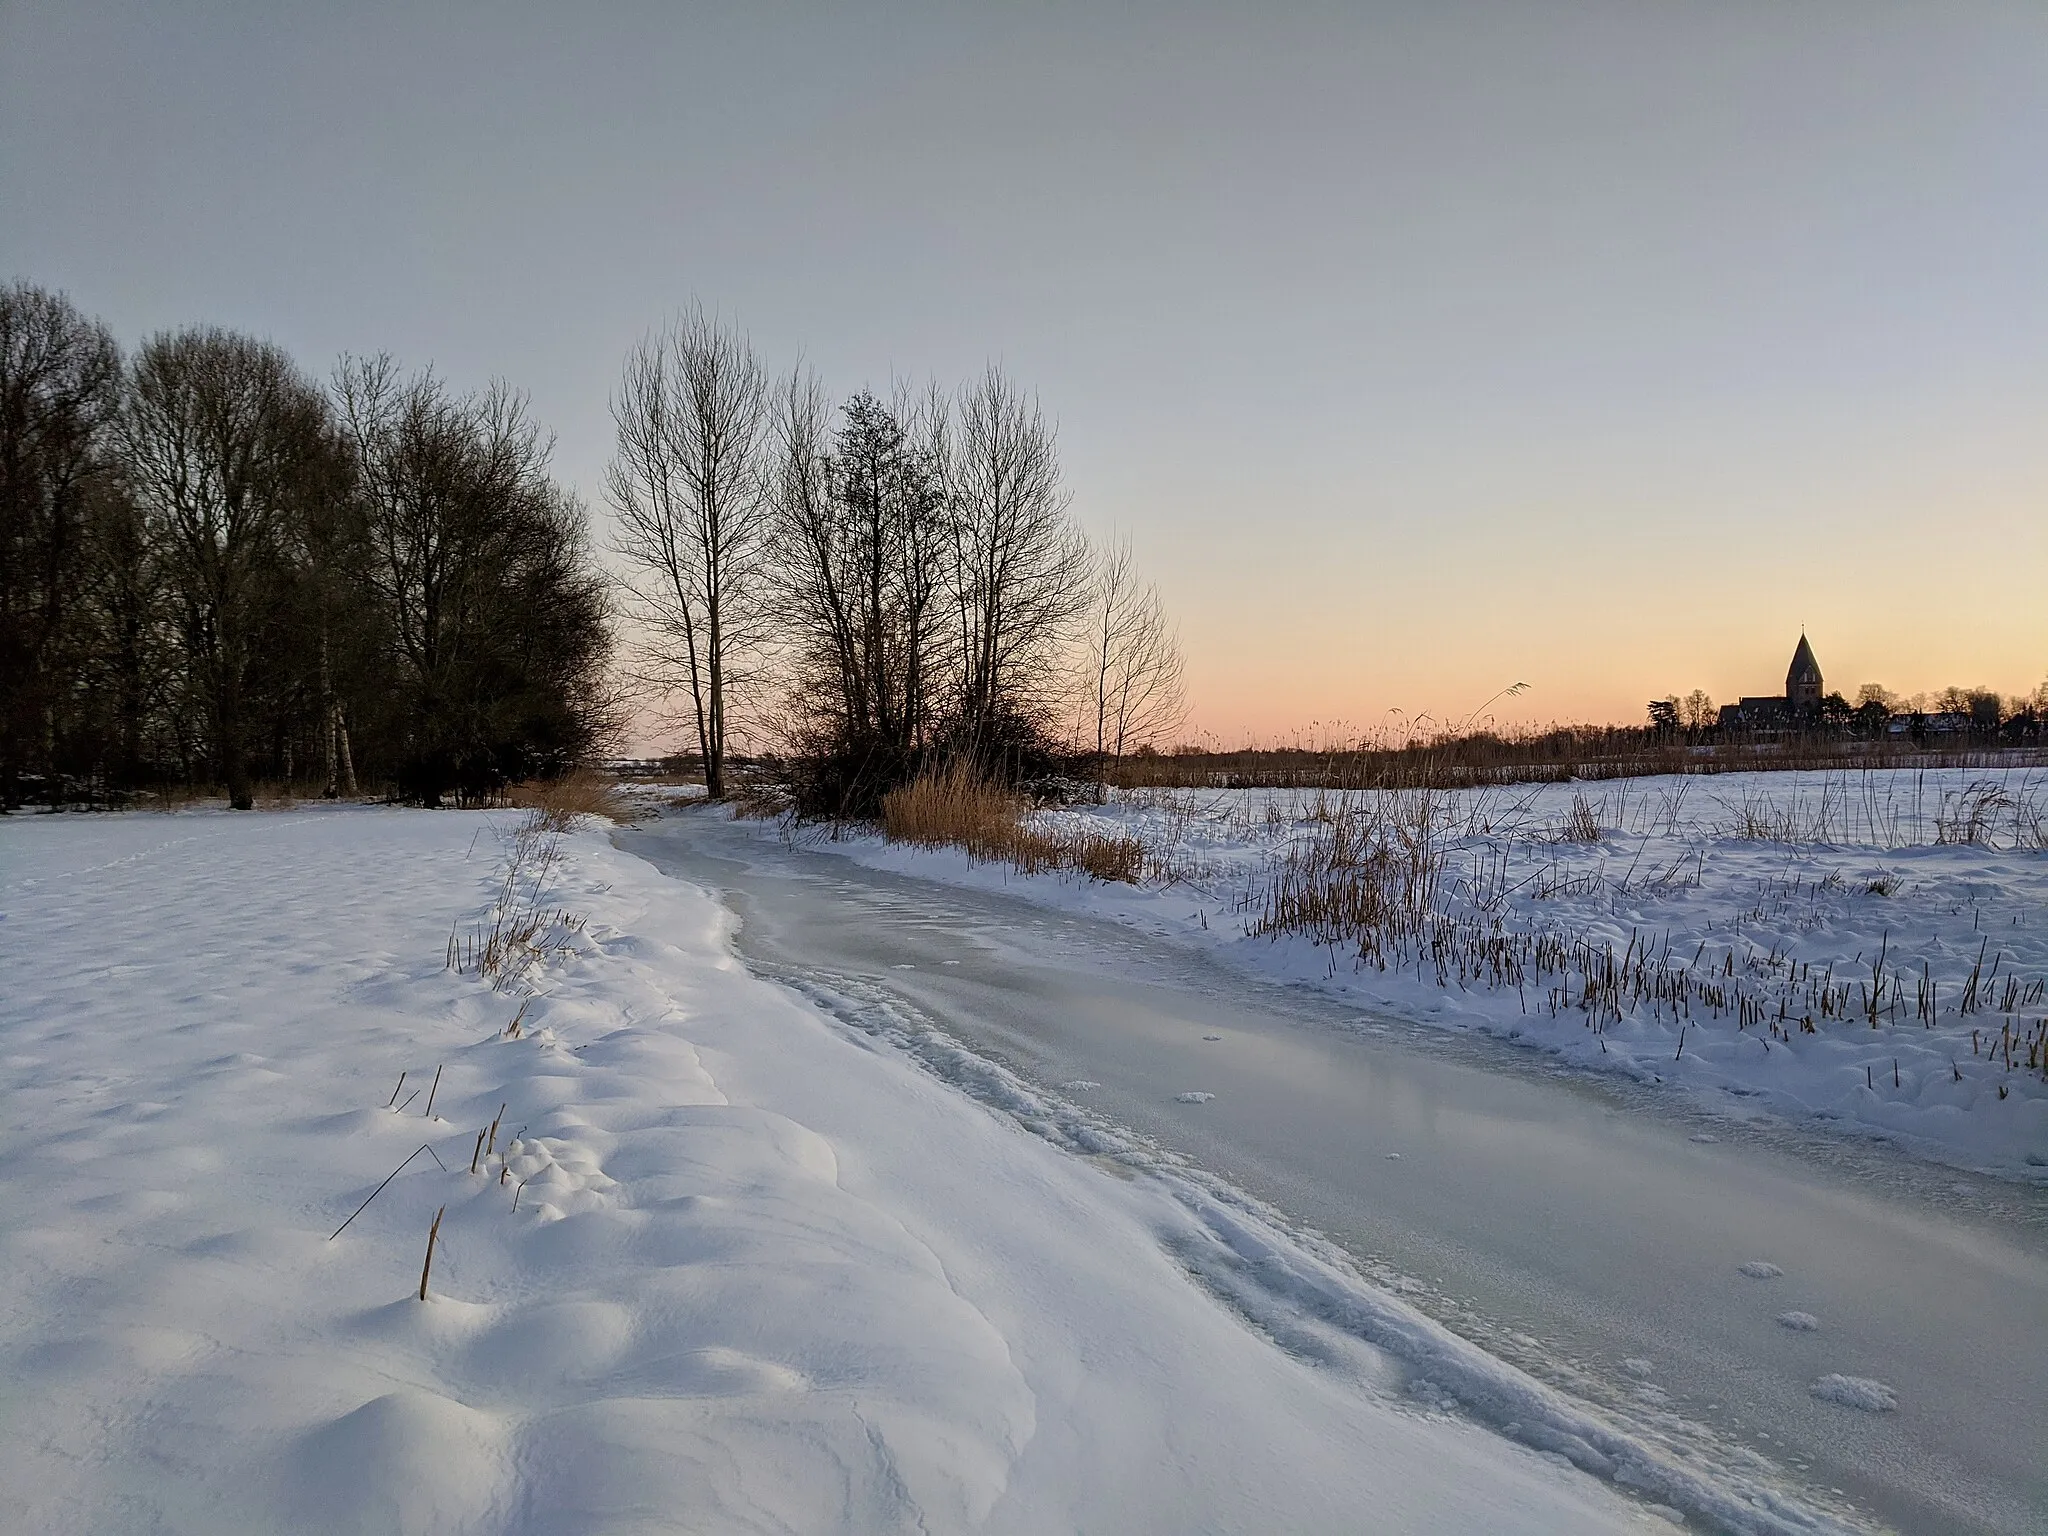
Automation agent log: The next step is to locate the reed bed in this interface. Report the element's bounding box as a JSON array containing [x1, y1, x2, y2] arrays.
[[1219, 782, 2048, 1090], [882, 764, 1144, 883], [505, 770, 639, 830]]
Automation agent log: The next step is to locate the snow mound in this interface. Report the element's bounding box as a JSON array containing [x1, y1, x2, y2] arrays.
[[1810, 1375, 1896, 1412], [1738, 1261, 1784, 1279], [1175, 1091, 1217, 1103], [1776, 1312, 1820, 1332]]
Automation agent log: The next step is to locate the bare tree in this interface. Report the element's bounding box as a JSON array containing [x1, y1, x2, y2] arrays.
[[338, 356, 610, 805], [1083, 532, 1185, 785], [947, 365, 1090, 766], [121, 329, 330, 809], [0, 281, 123, 802], [765, 372, 954, 809], [606, 310, 770, 798]]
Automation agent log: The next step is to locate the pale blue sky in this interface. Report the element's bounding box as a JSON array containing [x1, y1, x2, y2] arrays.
[[6, 1, 2044, 736]]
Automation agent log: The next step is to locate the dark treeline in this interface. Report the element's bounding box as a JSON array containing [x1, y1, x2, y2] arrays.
[[0, 281, 613, 809]]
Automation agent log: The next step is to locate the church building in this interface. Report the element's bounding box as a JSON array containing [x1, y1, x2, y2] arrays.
[[1718, 635, 1824, 728]]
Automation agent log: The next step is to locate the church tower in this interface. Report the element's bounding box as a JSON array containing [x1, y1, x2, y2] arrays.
[[1786, 634, 1822, 714]]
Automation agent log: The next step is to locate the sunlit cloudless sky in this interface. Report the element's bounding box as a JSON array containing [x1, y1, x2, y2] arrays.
[[5, 1, 2045, 742]]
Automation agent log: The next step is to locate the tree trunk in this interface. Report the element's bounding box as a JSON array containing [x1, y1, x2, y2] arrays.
[[334, 703, 358, 798]]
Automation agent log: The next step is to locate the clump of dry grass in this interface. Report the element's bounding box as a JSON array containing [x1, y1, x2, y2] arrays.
[[1247, 790, 1449, 965], [1556, 793, 1602, 844], [882, 764, 1144, 883], [447, 809, 588, 990], [506, 770, 638, 830]]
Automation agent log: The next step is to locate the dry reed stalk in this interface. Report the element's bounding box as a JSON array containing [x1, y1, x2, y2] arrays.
[[418, 1206, 445, 1301], [328, 1143, 447, 1241]]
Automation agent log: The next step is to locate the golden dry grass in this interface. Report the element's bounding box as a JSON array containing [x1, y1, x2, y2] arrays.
[[506, 770, 639, 830], [882, 763, 1143, 883]]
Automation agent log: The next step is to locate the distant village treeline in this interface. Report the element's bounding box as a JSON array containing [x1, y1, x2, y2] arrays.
[[1652, 635, 2046, 743], [1049, 635, 2047, 793]]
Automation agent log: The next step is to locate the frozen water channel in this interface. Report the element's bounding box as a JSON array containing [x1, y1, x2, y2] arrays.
[[623, 812, 2048, 1535]]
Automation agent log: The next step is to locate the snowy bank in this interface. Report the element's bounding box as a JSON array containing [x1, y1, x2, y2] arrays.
[[0, 805, 1671, 1534]]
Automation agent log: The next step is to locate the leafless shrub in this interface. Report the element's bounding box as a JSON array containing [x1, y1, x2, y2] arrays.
[[728, 775, 792, 820]]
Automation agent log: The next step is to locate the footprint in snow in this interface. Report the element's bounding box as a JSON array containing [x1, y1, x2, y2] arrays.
[[1810, 1374, 1896, 1412], [1174, 1092, 1216, 1104], [1201, 1035, 1222, 1042], [1738, 1261, 1783, 1279], [1777, 1311, 1820, 1332], [1689, 1133, 1719, 1144], [1384, 1152, 1402, 1160]]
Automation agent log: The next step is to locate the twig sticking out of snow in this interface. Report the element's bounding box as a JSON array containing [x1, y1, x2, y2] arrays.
[[423, 1064, 444, 1119], [383, 1070, 406, 1109], [328, 1143, 447, 1241], [417, 1206, 445, 1301]]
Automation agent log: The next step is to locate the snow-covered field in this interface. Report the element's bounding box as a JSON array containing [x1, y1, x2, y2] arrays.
[[0, 804, 1680, 1534], [824, 768, 2048, 1182]]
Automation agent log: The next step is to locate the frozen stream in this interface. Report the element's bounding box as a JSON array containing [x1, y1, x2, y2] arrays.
[[622, 812, 2048, 1535]]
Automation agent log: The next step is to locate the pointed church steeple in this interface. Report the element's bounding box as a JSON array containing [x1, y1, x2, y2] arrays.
[[1786, 634, 1822, 711]]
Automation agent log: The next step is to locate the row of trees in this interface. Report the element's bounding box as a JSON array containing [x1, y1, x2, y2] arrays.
[[2, 287, 1181, 812], [609, 310, 1183, 813], [1655, 682, 2048, 737], [0, 280, 613, 808]]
